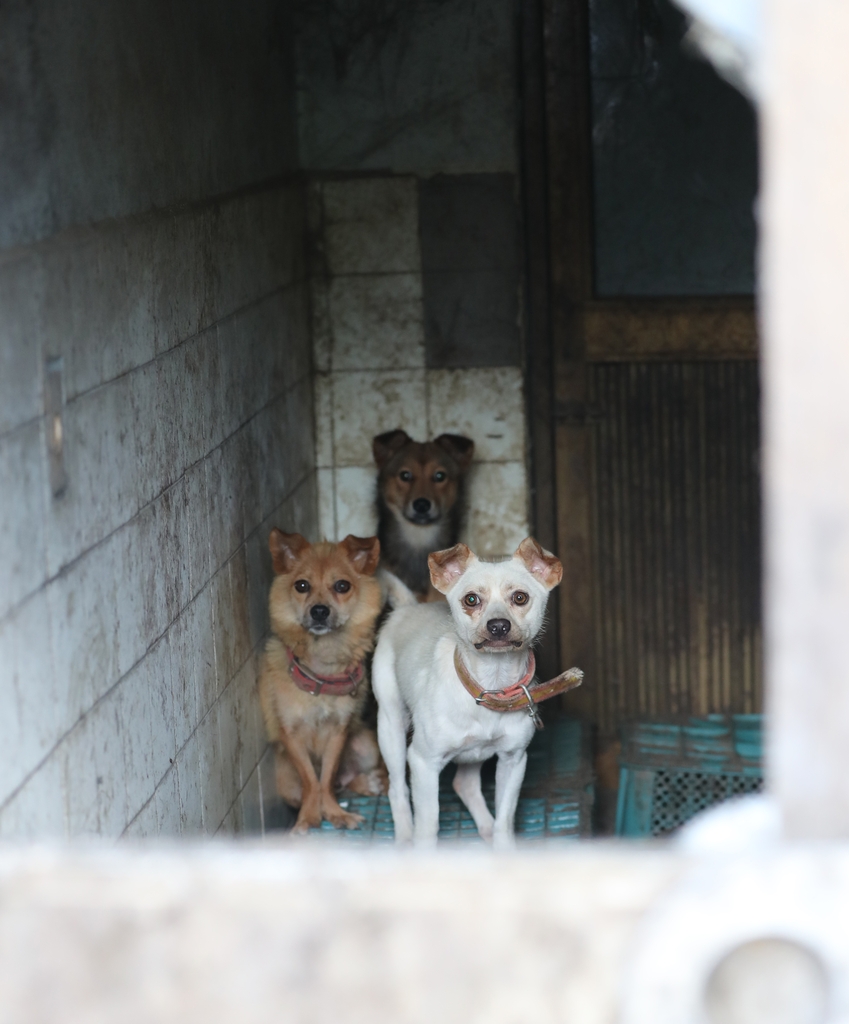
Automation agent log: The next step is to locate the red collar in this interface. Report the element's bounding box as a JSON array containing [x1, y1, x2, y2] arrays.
[[453, 649, 584, 730], [286, 647, 364, 697]]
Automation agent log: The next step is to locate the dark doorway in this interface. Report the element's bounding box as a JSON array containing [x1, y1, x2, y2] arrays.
[[522, 0, 762, 736]]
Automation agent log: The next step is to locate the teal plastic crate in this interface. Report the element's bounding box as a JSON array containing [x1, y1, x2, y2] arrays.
[[615, 714, 763, 837], [310, 717, 594, 843]]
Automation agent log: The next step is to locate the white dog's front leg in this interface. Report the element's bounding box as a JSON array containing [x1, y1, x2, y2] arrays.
[[493, 750, 527, 851], [408, 745, 442, 847], [453, 762, 494, 841]]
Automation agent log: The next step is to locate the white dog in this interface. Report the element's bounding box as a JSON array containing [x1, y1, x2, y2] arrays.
[[372, 537, 581, 848]]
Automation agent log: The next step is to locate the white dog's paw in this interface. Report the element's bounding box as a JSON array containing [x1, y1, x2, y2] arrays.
[[390, 804, 414, 843], [492, 830, 516, 852]]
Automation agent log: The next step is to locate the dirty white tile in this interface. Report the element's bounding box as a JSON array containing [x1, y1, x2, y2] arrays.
[[426, 366, 525, 462], [316, 468, 336, 541], [331, 369, 427, 466], [334, 467, 378, 539], [330, 273, 425, 371], [462, 461, 530, 559], [323, 178, 420, 275], [313, 373, 334, 467]]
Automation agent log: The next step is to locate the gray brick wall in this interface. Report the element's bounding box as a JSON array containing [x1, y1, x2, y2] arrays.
[[0, 183, 315, 838]]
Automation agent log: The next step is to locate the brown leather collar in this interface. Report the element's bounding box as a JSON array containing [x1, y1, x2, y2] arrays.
[[286, 647, 364, 697], [453, 648, 583, 730]]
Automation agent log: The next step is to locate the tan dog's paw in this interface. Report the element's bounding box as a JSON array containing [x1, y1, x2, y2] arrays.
[[292, 802, 322, 834]]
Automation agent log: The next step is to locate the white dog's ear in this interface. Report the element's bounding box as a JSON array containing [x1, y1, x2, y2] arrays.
[[429, 543, 475, 593], [515, 537, 563, 590]]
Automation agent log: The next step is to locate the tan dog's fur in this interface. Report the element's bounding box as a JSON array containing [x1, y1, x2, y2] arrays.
[[258, 531, 387, 833]]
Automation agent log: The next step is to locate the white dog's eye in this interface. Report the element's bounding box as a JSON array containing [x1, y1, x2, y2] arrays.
[[294, 579, 311, 594], [463, 593, 480, 608], [512, 591, 529, 606]]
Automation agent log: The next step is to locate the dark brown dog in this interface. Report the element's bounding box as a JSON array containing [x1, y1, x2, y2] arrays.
[[373, 429, 474, 599]]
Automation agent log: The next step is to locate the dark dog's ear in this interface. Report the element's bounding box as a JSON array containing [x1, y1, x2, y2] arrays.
[[269, 530, 310, 576], [434, 433, 475, 471], [340, 535, 381, 576], [429, 543, 475, 594], [373, 429, 412, 468], [514, 537, 563, 590]]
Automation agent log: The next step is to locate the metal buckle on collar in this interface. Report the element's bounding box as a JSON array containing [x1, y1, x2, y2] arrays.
[[519, 683, 544, 731], [474, 690, 495, 706]]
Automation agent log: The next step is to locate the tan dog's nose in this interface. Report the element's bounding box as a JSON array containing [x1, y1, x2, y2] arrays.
[[487, 618, 511, 638], [310, 604, 330, 623]]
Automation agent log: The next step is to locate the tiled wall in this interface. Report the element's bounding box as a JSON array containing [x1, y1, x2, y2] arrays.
[[0, 182, 315, 838], [310, 176, 529, 557]]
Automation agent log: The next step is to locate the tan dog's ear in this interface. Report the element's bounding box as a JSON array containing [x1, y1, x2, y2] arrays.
[[340, 535, 381, 576], [434, 433, 475, 472], [514, 537, 563, 590], [429, 543, 475, 594], [373, 429, 412, 468], [269, 530, 310, 575]]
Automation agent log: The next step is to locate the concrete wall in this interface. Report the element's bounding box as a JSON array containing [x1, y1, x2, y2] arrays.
[[297, 1, 529, 555], [0, 1, 314, 837], [311, 175, 529, 555]]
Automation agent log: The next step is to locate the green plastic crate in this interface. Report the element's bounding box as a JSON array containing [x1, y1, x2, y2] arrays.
[[616, 715, 764, 837]]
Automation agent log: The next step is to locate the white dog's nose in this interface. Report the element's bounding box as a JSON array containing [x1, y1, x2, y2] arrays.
[[487, 618, 511, 638]]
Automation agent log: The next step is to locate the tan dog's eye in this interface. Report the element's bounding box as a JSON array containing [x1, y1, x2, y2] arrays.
[[399, 470, 413, 482], [512, 591, 529, 606], [334, 580, 351, 594], [463, 593, 480, 608], [433, 470, 447, 482], [294, 579, 310, 594]]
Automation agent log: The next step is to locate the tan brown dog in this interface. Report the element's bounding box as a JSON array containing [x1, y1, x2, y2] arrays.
[[373, 429, 475, 600], [258, 530, 387, 833]]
